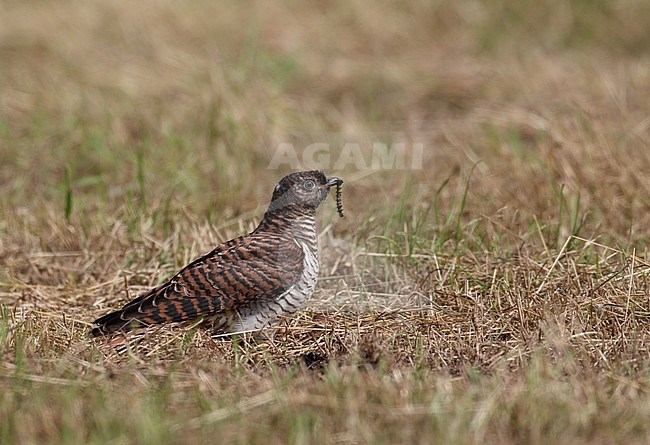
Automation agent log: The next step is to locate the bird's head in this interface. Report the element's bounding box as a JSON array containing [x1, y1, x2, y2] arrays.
[[267, 170, 342, 214]]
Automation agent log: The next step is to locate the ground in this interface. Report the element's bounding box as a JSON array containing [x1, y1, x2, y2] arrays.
[[1, 1, 650, 444]]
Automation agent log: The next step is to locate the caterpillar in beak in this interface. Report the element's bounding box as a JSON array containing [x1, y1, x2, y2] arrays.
[[335, 180, 344, 218]]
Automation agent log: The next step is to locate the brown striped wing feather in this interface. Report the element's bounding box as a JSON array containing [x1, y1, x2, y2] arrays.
[[91, 234, 305, 335]]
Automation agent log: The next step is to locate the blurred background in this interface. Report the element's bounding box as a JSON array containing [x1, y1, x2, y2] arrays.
[[1, 2, 650, 443], [1, 0, 649, 256]]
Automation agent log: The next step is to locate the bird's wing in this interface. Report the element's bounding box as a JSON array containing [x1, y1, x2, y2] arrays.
[[92, 234, 305, 334]]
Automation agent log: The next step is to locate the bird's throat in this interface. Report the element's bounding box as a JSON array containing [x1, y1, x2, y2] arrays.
[[256, 207, 318, 242]]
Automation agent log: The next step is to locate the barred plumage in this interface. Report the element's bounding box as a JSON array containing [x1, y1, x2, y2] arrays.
[[91, 171, 343, 337]]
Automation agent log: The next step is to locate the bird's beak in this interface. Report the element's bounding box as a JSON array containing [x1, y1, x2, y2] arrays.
[[325, 177, 343, 188]]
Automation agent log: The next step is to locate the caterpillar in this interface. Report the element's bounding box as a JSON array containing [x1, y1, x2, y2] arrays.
[[335, 180, 344, 218]]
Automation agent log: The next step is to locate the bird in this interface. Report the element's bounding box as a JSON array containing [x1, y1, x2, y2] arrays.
[[91, 170, 343, 338]]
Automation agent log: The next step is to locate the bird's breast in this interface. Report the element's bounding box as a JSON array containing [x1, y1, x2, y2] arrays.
[[216, 231, 320, 334]]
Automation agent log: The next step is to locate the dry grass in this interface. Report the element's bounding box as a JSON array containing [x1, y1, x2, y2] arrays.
[[1, 0, 650, 444]]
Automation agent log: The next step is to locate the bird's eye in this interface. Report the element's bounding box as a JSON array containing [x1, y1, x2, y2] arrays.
[[303, 180, 316, 191]]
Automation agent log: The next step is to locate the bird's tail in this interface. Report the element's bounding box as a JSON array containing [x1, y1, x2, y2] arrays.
[[90, 312, 119, 337], [91, 290, 163, 337], [91, 309, 146, 337], [91, 279, 219, 337]]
